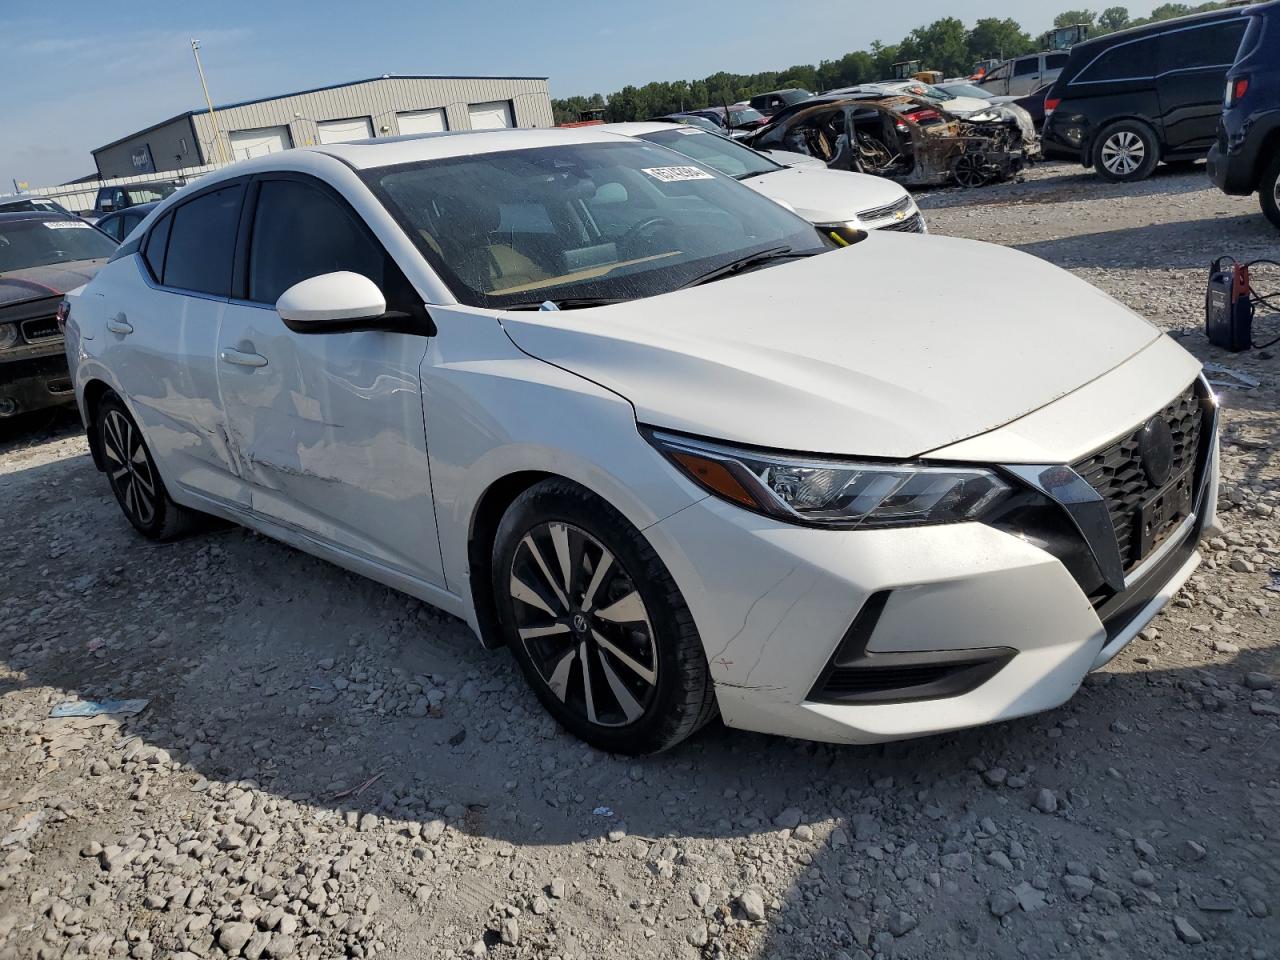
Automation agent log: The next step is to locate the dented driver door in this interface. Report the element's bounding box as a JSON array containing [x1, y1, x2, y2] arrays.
[[212, 173, 446, 587], [214, 300, 444, 586]]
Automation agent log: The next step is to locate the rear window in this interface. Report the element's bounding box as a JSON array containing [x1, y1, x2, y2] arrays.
[[161, 183, 244, 296], [1157, 19, 1247, 72], [1073, 36, 1159, 82]]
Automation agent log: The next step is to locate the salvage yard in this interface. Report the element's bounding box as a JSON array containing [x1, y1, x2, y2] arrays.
[[1, 161, 1278, 960]]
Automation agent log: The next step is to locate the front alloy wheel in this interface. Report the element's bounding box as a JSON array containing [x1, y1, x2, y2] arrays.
[[509, 521, 658, 727], [492, 479, 717, 754]]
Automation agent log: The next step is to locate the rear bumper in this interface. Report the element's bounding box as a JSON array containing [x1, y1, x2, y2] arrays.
[[0, 352, 75, 416]]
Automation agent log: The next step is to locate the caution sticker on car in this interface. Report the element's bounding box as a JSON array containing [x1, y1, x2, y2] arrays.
[[641, 166, 715, 183]]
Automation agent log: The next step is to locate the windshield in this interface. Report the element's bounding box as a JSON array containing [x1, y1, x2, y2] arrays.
[[729, 108, 766, 125], [365, 141, 828, 309], [939, 83, 990, 99], [128, 183, 179, 203], [0, 219, 116, 273], [899, 82, 954, 101], [637, 128, 782, 180]]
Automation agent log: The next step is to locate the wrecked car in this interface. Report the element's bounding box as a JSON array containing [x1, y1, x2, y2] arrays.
[[745, 94, 1038, 188], [1, 211, 115, 418]]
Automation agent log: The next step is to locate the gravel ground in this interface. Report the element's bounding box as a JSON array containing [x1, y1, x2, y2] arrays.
[[1, 161, 1278, 960]]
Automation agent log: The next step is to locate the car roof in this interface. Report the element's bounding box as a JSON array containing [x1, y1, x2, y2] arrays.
[[1071, 3, 1245, 49], [600, 121, 700, 137], [0, 210, 77, 223], [312, 126, 635, 170]]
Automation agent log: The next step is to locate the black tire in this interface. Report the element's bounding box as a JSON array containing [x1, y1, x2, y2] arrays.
[[96, 393, 199, 541], [1260, 152, 1280, 231], [491, 479, 717, 754], [1093, 120, 1160, 182]]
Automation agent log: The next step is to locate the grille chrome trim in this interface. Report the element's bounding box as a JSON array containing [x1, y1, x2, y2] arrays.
[[857, 194, 914, 223], [19, 316, 61, 344], [878, 212, 926, 234]]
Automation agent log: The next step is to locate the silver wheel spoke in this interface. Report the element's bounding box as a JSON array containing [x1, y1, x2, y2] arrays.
[[592, 629, 657, 686], [579, 641, 597, 724], [131, 445, 147, 465], [582, 550, 613, 609], [521, 535, 569, 611], [111, 465, 130, 482], [546, 648, 576, 701], [598, 649, 644, 723], [595, 589, 645, 625], [510, 573, 558, 617], [132, 467, 155, 497], [549, 522, 573, 598], [518, 623, 571, 640]]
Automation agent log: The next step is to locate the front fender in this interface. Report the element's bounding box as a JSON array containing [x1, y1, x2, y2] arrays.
[[420, 307, 706, 607]]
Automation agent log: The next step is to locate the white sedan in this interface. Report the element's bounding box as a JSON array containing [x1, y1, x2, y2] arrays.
[[65, 127, 1218, 753], [602, 121, 925, 234]]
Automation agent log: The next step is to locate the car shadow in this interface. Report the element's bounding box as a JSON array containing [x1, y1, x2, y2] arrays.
[[2, 448, 1277, 957]]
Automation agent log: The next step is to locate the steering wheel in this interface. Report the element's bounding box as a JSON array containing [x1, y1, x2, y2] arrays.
[[619, 216, 675, 250]]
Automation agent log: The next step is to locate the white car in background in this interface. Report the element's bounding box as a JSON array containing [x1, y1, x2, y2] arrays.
[[64, 128, 1218, 754], [603, 121, 926, 235], [836, 80, 995, 119]]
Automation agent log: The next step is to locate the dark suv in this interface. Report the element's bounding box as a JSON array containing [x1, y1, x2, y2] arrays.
[[1042, 7, 1251, 181], [1208, 0, 1280, 229]]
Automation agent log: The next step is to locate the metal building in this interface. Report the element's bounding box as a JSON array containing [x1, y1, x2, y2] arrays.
[[92, 75, 553, 178]]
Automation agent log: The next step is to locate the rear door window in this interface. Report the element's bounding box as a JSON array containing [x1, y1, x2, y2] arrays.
[[142, 213, 171, 281], [162, 183, 244, 296], [1157, 19, 1248, 72], [1074, 36, 1159, 82], [1014, 57, 1040, 76], [1046, 53, 1069, 70]]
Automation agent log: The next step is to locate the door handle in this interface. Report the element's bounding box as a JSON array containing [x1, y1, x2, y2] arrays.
[[219, 348, 268, 368], [106, 314, 133, 335]]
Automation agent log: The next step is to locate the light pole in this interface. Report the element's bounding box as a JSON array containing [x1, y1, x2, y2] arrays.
[[191, 39, 230, 165]]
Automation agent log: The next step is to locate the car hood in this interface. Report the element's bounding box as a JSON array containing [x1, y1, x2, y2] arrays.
[[0, 259, 105, 309], [937, 96, 996, 116], [499, 233, 1164, 459], [741, 167, 908, 224]]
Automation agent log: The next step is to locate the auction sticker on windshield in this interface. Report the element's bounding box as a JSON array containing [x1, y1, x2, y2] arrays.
[[44, 221, 92, 230], [642, 166, 715, 183]]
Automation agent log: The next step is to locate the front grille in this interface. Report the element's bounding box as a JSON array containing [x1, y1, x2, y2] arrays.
[[857, 194, 914, 223], [20, 316, 61, 343], [878, 212, 926, 234], [1072, 383, 1206, 570]]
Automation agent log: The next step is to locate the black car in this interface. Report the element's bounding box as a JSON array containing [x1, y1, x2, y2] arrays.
[[748, 88, 813, 117], [94, 201, 158, 243], [1208, 0, 1280, 229], [0, 212, 116, 417], [92, 180, 181, 214], [1042, 6, 1251, 181]]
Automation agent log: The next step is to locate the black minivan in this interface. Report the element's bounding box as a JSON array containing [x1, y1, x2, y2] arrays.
[[1042, 7, 1251, 181]]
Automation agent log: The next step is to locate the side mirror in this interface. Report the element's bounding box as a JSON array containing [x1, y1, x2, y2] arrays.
[[276, 271, 388, 333]]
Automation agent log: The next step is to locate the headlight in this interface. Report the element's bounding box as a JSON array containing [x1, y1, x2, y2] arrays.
[[647, 430, 1011, 529], [813, 221, 866, 246], [0, 323, 19, 351]]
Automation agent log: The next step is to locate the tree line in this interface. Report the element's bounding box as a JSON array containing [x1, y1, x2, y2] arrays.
[[551, 3, 1228, 124]]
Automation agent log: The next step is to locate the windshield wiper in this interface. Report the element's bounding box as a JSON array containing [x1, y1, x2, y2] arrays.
[[504, 296, 632, 311], [675, 246, 814, 290], [734, 170, 773, 181]]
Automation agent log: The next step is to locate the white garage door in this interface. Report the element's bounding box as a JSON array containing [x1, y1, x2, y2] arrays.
[[397, 108, 448, 135], [467, 100, 513, 130], [316, 117, 374, 144], [228, 125, 292, 161]]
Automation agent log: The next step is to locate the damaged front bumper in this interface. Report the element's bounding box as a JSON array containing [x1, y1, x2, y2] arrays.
[[1, 348, 75, 417], [642, 370, 1218, 745]]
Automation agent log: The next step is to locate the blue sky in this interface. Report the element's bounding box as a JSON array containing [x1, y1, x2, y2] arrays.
[[2, 0, 1161, 190]]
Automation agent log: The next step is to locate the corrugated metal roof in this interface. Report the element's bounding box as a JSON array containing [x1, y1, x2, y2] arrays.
[[92, 74, 552, 154]]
